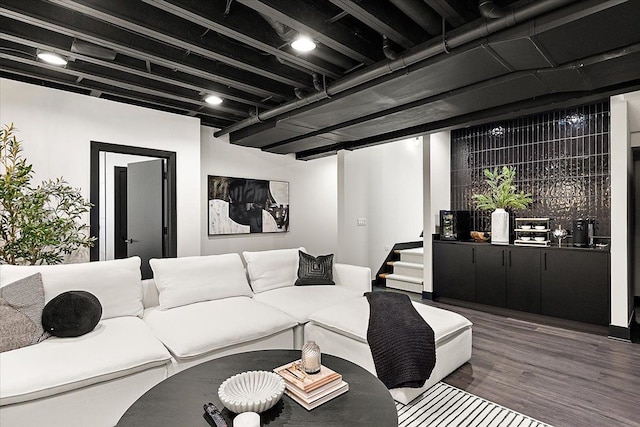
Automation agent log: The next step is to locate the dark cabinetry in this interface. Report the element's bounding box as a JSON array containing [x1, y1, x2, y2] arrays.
[[433, 241, 609, 325], [506, 247, 541, 313], [432, 242, 475, 301], [475, 245, 506, 307], [541, 250, 609, 325]]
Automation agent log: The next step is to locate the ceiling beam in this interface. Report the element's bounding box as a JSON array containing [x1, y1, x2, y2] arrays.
[[389, 0, 442, 36], [235, 0, 379, 66], [0, 65, 235, 128], [423, 0, 476, 28], [327, 0, 424, 49], [141, 0, 345, 79], [48, 0, 312, 89], [0, 1, 292, 101], [0, 27, 274, 110], [0, 51, 247, 120]]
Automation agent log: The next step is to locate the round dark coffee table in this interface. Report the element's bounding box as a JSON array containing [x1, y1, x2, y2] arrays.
[[117, 349, 398, 426]]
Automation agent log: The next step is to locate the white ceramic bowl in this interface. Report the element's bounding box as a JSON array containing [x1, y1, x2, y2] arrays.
[[520, 225, 532, 230], [520, 236, 531, 241], [218, 371, 285, 414], [534, 236, 546, 241], [534, 225, 546, 230]]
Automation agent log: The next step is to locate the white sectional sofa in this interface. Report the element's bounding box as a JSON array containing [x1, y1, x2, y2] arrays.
[[0, 247, 472, 427], [0, 248, 372, 426]]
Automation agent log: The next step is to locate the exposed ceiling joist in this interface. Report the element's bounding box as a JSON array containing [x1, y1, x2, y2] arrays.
[[234, 0, 378, 66], [1, 0, 638, 159], [0, 30, 273, 110], [327, 0, 424, 49], [140, 0, 344, 79], [389, 0, 442, 36], [423, 0, 475, 28], [48, 0, 312, 89], [0, 0, 290, 101]]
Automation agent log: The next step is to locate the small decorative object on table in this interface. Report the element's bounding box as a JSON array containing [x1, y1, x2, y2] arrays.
[[218, 371, 285, 414], [233, 411, 260, 427], [553, 225, 568, 247], [470, 231, 490, 242], [301, 340, 321, 374], [274, 360, 348, 410]]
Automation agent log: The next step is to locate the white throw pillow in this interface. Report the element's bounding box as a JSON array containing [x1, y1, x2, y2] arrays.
[[242, 247, 305, 293], [0, 257, 143, 320], [149, 253, 253, 310]]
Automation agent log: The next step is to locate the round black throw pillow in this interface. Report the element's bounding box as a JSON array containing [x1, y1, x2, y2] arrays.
[[42, 291, 102, 338]]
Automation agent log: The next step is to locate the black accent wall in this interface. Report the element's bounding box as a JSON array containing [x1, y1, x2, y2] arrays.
[[451, 101, 611, 238]]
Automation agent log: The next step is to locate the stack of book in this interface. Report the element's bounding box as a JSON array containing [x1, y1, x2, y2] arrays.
[[273, 360, 349, 410]]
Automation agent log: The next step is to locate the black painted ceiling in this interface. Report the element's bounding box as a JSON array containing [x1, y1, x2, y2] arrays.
[[1, 0, 639, 159]]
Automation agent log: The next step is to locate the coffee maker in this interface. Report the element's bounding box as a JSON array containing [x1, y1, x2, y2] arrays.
[[573, 218, 595, 247]]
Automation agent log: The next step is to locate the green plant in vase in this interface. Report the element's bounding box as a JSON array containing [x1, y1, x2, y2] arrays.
[[0, 123, 95, 265], [472, 166, 532, 245]]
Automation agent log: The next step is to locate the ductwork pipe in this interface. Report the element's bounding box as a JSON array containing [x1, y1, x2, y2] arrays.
[[479, 1, 505, 19], [382, 35, 399, 60], [214, 0, 611, 138]]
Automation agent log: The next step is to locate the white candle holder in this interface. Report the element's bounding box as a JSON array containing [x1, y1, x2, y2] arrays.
[[301, 340, 321, 374]]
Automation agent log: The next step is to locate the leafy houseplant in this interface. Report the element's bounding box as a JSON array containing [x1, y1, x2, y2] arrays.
[[0, 123, 95, 265], [472, 166, 532, 245], [472, 166, 532, 211]]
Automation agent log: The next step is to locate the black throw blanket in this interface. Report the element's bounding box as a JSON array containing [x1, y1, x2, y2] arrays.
[[364, 292, 436, 390]]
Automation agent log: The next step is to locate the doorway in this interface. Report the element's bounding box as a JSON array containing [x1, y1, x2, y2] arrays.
[[90, 142, 177, 278]]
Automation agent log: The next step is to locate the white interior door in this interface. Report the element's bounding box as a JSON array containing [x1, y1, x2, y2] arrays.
[[127, 159, 165, 279]]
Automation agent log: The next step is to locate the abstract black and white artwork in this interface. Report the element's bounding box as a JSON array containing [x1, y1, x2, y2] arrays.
[[207, 175, 289, 235]]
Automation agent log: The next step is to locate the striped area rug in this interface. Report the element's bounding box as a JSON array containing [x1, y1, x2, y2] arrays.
[[397, 382, 552, 427]]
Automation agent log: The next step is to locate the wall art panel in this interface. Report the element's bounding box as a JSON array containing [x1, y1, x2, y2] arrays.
[[207, 175, 289, 235]]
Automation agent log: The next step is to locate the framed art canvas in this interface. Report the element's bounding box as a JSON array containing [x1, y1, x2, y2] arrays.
[[207, 175, 289, 235]]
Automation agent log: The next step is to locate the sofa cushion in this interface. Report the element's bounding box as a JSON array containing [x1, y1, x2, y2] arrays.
[[295, 251, 334, 286], [0, 257, 143, 319], [243, 247, 305, 293], [149, 253, 253, 310], [0, 316, 171, 405], [0, 273, 49, 353], [308, 297, 473, 344], [143, 296, 297, 359], [253, 285, 361, 324], [42, 291, 102, 337]]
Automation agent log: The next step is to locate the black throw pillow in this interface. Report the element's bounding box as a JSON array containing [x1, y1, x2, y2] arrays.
[[42, 291, 102, 338], [295, 250, 335, 286]]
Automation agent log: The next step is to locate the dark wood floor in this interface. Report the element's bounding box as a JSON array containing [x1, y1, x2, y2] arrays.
[[420, 299, 640, 427]]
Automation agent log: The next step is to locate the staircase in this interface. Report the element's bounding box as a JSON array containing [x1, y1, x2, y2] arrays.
[[379, 247, 424, 294]]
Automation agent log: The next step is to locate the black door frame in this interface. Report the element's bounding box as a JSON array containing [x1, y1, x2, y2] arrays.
[[90, 141, 177, 262], [113, 165, 128, 259]]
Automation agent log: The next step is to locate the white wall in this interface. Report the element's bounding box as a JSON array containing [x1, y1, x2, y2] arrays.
[[610, 95, 631, 328], [423, 131, 452, 294], [0, 78, 202, 259], [200, 126, 337, 257], [338, 138, 424, 277]]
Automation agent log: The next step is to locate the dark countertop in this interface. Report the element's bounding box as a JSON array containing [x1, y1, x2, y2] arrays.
[[433, 239, 610, 253]]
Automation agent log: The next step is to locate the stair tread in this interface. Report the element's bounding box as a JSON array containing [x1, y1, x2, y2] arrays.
[[386, 274, 423, 284], [398, 247, 424, 255], [389, 261, 424, 269]]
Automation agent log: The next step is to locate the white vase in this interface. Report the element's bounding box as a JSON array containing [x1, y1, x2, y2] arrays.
[[491, 208, 509, 245]]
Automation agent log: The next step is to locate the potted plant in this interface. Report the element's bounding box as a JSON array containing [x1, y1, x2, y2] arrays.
[[0, 123, 95, 265], [472, 166, 532, 245]]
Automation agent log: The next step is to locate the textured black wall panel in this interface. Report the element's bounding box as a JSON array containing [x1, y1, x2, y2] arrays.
[[451, 101, 610, 238]]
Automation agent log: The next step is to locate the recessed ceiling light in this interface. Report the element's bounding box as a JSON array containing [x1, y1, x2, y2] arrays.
[[291, 36, 316, 52], [205, 95, 223, 105], [37, 51, 67, 66]]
